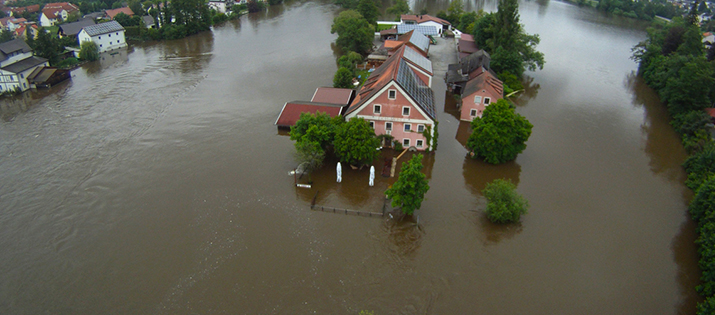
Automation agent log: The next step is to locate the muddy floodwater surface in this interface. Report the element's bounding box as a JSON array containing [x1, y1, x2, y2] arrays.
[[0, 0, 700, 313]]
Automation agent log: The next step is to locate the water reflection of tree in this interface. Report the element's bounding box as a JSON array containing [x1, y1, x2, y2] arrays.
[[671, 218, 700, 315], [511, 75, 540, 106], [443, 90, 461, 120], [159, 31, 215, 73], [625, 73, 687, 184], [384, 217, 423, 257], [477, 213, 523, 245], [462, 155, 521, 195]]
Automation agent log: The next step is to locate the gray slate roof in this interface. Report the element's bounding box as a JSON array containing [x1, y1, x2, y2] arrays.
[[0, 38, 32, 60], [407, 31, 430, 53], [396, 59, 435, 119], [142, 15, 155, 26], [402, 46, 432, 74], [2, 56, 47, 73], [82, 20, 125, 36], [58, 18, 96, 36], [397, 24, 439, 36]]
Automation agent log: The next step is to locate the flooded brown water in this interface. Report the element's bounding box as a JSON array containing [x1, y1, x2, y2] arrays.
[[0, 0, 699, 313]]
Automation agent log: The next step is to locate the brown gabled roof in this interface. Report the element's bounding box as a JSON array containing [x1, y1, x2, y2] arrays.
[[401, 14, 450, 25], [42, 7, 63, 19], [44, 2, 79, 12], [105, 7, 134, 19], [274, 101, 345, 127], [458, 39, 479, 54], [706, 108, 715, 119], [11, 4, 40, 13], [462, 70, 504, 99], [311, 87, 355, 105], [345, 47, 435, 119]]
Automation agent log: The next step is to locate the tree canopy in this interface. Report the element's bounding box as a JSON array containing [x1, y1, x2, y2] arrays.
[[357, 0, 380, 27], [30, 28, 62, 66], [333, 67, 354, 88], [331, 10, 374, 55], [467, 99, 533, 164], [386, 154, 430, 215], [80, 41, 99, 61], [333, 117, 380, 166], [386, 0, 410, 20], [471, 0, 544, 77], [483, 178, 528, 223], [290, 112, 344, 172]]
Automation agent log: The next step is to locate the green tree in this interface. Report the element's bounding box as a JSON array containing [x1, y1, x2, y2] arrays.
[[684, 142, 715, 191], [386, 0, 410, 19], [79, 41, 99, 61], [333, 67, 354, 88], [294, 139, 325, 172], [290, 112, 342, 150], [114, 12, 138, 26], [386, 154, 430, 215], [467, 99, 533, 164], [661, 57, 714, 114], [357, 0, 380, 27], [31, 28, 62, 66], [483, 178, 528, 223], [446, 0, 464, 24], [129, 0, 144, 15], [331, 9, 374, 55], [334, 117, 380, 166], [0, 29, 14, 44], [335, 0, 359, 9], [337, 51, 363, 72]]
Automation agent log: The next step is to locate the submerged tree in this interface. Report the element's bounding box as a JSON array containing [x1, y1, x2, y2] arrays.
[[80, 41, 99, 61], [467, 99, 532, 164], [386, 0, 410, 20], [386, 154, 430, 215], [333, 117, 380, 166], [483, 179, 528, 223]]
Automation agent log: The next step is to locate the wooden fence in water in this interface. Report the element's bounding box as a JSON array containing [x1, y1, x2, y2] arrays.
[[310, 191, 387, 218]]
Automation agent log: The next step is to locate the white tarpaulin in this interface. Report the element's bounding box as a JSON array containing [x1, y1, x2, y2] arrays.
[[336, 162, 342, 183], [369, 166, 375, 186]]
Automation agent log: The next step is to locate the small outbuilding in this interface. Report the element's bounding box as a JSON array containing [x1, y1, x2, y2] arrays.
[[275, 87, 355, 128]]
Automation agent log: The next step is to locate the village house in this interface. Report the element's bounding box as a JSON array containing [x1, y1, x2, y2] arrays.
[[14, 23, 38, 39], [275, 87, 355, 128], [58, 18, 95, 39], [0, 38, 49, 92], [8, 4, 40, 17], [208, 0, 235, 14], [40, 2, 80, 27], [78, 21, 127, 53], [370, 30, 431, 67], [344, 47, 436, 151], [400, 14, 451, 35], [445, 49, 493, 94], [459, 69, 503, 121]]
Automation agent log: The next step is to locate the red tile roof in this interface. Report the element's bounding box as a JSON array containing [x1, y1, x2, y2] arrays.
[[10, 4, 39, 13], [462, 70, 504, 99], [706, 108, 715, 118], [105, 7, 134, 19], [401, 14, 450, 25], [311, 87, 354, 105], [274, 102, 345, 127], [460, 33, 474, 42]]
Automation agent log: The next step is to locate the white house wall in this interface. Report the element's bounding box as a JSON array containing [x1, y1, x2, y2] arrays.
[[78, 29, 127, 53]]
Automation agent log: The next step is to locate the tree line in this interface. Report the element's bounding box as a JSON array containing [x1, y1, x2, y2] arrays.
[[632, 5, 715, 313]]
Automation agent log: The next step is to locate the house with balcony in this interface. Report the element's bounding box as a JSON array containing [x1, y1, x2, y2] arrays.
[[0, 38, 49, 92]]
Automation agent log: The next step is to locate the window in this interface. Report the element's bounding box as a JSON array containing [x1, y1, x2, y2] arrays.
[[385, 122, 392, 131], [402, 107, 410, 116], [417, 125, 425, 133], [9, 76, 13, 81], [403, 139, 410, 147], [369, 121, 374, 129], [116, 32, 119, 35], [471, 109, 477, 116], [474, 96, 482, 104], [374, 104, 381, 114], [20, 74, 23, 79], [404, 123, 411, 132], [109, 34, 111, 37], [484, 97, 491, 105], [416, 139, 424, 148], [388, 89, 396, 100], [99, 36, 101, 39], [100, 44, 103, 47]]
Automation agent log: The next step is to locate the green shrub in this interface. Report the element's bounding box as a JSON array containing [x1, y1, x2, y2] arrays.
[[483, 179, 529, 223]]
